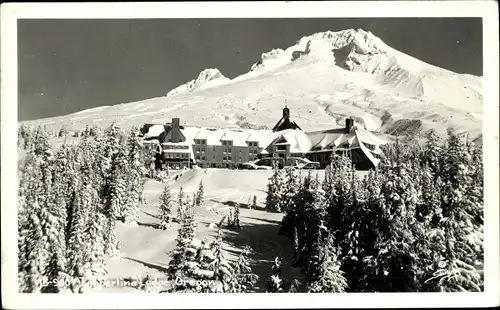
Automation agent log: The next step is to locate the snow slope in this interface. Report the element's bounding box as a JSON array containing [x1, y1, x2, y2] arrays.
[[93, 168, 370, 293], [23, 29, 483, 141]]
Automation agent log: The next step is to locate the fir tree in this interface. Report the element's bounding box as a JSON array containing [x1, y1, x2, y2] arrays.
[[234, 203, 241, 229], [426, 129, 483, 292], [18, 154, 49, 292], [227, 208, 234, 228], [251, 195, 258, 210], [158, 184, 173, 230], [267, 256, 284, 293], [288, 279, 302, 293], [81, 186, 107, 290], [307, 237, 348, 293], [168, 202, 197, 283], [177, 187, 186, 222], [58, 124, 69, 137], [422, 129, 443, 175], [66, 180, 92, 293], [195, 180, 204, 206], [265, 165, 285, 213], [230, 246, 259, 292], [122, 128, 145, 225]]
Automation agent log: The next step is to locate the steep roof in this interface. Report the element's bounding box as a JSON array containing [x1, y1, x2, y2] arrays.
[[143, 124, 168, 139], [272, 118, 302, 132], [221, 129, 252, 147], [194, 128, 225, 146], [263, 129, 312, 153], [247, 130, 274, 147]]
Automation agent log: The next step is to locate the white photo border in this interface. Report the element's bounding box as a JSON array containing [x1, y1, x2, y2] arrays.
[[1, 1, 498, 309]]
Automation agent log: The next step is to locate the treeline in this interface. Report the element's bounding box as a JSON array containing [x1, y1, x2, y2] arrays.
[[17, 123, 150, 293], [266, 129, 484, 292]]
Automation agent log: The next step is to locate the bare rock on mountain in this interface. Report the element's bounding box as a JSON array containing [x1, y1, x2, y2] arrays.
[[167, 68, 230, 97]]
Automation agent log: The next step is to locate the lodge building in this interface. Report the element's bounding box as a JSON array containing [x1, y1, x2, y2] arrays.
[[140, 106, 387, 170]]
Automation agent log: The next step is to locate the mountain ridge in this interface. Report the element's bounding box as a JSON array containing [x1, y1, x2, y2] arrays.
[[20, 28, 483, 142]]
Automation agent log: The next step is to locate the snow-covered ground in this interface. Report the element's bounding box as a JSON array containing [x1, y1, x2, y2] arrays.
[[21, 29, 482, 142], [93, 168, 368, 292]]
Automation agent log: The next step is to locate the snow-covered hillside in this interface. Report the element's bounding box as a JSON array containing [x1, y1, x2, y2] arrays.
[[23, 28, 483, 141]]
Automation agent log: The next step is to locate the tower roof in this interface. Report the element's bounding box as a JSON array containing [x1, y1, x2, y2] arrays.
[[272, 105, 301, 132]]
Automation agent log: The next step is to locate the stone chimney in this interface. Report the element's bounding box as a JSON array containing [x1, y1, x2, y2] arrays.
[[345, 118, 354, 133], [171, 118, 181, 143]]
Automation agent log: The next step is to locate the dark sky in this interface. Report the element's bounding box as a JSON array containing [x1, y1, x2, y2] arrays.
[[18, 18, 483, 121]]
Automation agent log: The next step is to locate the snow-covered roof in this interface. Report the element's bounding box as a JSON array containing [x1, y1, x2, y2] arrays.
[[263, 129, 312, 153], [247, 130, 273, 144], [194, 128, 225, 145], [220, 129, 251, 147], [143, 124, 165, 139], [355, 127, 386, 146]]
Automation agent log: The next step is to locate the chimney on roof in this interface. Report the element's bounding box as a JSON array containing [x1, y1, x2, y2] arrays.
[[345, 118, 354, 133], [171, 118, 181, 143]]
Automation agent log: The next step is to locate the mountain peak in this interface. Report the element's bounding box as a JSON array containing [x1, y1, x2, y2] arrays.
[[248, 28, 389, 74], [167, 68, 230, 97]]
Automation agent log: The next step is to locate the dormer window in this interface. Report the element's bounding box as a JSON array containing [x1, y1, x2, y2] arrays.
[[364, 142, 376, 151]]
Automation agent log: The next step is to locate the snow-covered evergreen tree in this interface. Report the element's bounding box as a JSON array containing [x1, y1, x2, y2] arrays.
[[66, 180, 92, 293], [229, 246, 259, 292], [158, 184, 173, 230], [288, 279, 302, 293], [18, 153, 49, 292], [251, 195, 258, 209], [278, 167, 301, 237], [265, 165, 285, 213], [307, 236, 348, 293], [195, 180, 204, 206], [122, 128, 145, 225], [17, 128, 66, 293], [168, 202, 197, 283], [81, 185, 108, 290], [177, 186, 186, 222], [422, 129, 443, 175], [58, 124, 69, 138], [234, 203, 241, 229], [267, 256, 284, 293], [426, 129, 483, 292]]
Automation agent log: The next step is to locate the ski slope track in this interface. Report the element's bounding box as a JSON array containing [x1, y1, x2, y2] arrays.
[[23, 29, 483, 141]]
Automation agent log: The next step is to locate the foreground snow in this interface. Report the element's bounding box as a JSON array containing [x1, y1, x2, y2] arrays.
[[92, 168, 368, 292]]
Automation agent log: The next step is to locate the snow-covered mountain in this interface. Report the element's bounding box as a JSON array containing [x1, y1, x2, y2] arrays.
[[166, 68, 230, 97], [23, 28, 483, 141]]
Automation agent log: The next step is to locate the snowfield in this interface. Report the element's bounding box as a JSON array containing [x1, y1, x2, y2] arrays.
[[22, 29, 482, 142], [93, 168, 368, 292]]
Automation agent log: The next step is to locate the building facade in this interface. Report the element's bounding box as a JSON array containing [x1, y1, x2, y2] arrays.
[[140, 107, 387, 170]]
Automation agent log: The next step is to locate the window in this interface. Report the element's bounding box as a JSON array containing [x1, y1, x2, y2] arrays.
[[365, 143, 375, 151]]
